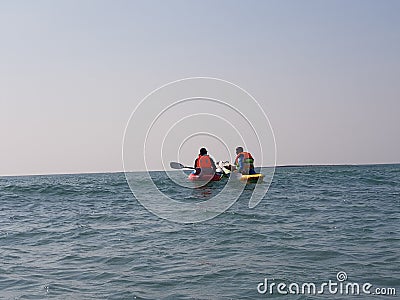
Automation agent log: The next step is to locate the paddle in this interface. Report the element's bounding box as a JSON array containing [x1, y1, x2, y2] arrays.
[[216, 161, 232, 176], [169, 162, 196, 170]]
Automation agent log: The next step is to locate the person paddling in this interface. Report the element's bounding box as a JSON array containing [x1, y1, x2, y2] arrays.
[[194, 148, 216, 176], [234, 146, 256, 175]]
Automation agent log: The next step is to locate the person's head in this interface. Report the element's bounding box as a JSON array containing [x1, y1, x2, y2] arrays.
[[199, 147, 208, 155], [236, 146, 243, 155]]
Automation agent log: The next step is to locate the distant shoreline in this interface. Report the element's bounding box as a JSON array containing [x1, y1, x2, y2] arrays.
[[1, 162, 399, 178], [276, 163, 400, 168]]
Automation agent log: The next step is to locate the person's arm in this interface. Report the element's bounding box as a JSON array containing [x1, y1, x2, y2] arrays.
[[210, 157, 217, 172], [194, 158, 201, 174], [237, 155, 244, 173]]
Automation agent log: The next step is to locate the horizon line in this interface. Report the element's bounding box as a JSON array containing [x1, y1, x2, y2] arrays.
[[1, 162, 399, 178]]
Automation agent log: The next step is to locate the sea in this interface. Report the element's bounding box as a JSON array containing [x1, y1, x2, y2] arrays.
[[0, 164, 399, 299]]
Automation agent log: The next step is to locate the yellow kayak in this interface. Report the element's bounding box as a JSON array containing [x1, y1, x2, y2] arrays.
[[239, 173, 264, 183]]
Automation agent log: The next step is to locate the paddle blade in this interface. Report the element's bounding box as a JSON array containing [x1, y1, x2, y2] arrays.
[[170, 162, 184, 169]]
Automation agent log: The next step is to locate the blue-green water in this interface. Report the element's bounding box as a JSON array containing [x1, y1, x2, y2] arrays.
[[0, 165, 399, 299]]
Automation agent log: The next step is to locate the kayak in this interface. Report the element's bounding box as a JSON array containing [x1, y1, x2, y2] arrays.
[[239, 173, 264, 183], [188, 172, 223, 182]]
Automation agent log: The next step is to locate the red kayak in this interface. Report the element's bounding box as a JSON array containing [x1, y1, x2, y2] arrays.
[[188, 172, 223, 182]]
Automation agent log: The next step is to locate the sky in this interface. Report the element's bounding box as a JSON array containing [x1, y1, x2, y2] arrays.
[[1, 0, 399, 176]]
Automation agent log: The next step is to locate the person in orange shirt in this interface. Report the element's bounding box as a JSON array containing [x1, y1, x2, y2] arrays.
[[194, 148, 216, 175], [234, 146, 256, 175]]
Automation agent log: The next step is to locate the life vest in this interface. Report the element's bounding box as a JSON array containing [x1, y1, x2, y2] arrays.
[[196, 155, 213, 169], [235, 152, 254, 174]]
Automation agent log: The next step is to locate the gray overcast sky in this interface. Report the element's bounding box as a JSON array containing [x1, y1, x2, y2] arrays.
[[1, 0, 399, 176]]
